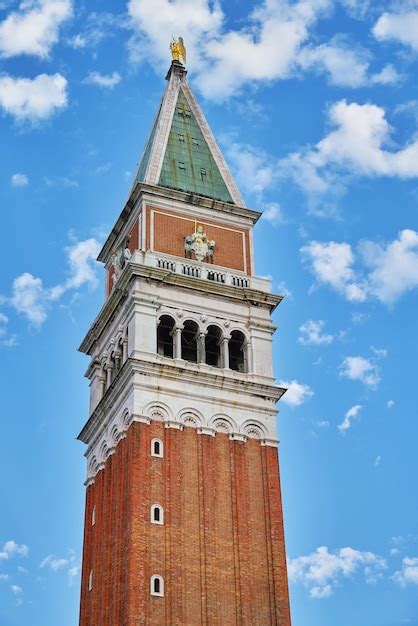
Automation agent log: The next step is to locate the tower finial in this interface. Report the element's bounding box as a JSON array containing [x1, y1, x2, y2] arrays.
[[170, 37, 187, 65]]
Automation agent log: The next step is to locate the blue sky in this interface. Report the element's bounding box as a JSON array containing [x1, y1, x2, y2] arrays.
[[1, 0, 418, 624]]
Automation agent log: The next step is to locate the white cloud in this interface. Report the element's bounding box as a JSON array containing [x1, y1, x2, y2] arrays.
[[11, 273, 46, 328], [0, 312, 17, 347], [68, 564, 80, 583], [298, 37, 399, 88], [339, 356, 380, 388], [227, 142, 274, 195], [194, 0, 332, 100], [374, 455, 381, 467], [340, 0, 370, 19], [0, 541, 29, 560], [11, 173, 28, 187], [9, 238, 101, 328], [371, 346, 387, 359], [301, 230, 418, 305], [68, 11, 125, 49], [298, 319, 334, 345], [0, 574, 9, 581], [127, 0, 223, 68], [371, 63, 400, 85], [0, 73, 68, 122], [64, 239, 101, 289], [10, 584, 22, 594], [316, 420, 329, 428], [95, 162, 112, 175], [262, 202, 284, 225], [300, 240, 367, 302], [128, 0, 336, 100], [276, 280, 293, 299], [393, 557, 418, 587], [83, 71, 121, 89], [0, 0, 72, 58], [43, 175, 78, 189], [48, 238, 101, 300], [282, 100, 418, 204], [373, 9, 418, 52], [288, 545, 387, 598], [387, 399, 395, 408], [40, 555, 69, 571], [360, 230, 418, 304], [351, 312, 369, 324], [338, 404, 362, 431], [127, 0, 397, 100], [279, 379, 314, 406]]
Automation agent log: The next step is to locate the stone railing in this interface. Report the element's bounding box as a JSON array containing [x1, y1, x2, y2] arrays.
[[130, 250, 271, 293]]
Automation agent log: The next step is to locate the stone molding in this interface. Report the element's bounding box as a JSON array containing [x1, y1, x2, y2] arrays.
[[84, 408, 279, 485]]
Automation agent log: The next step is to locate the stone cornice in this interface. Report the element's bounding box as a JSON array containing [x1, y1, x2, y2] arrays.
[[97, 183, 261, 263], [78, 262, 282, 355], [77, 357, 286, 446]]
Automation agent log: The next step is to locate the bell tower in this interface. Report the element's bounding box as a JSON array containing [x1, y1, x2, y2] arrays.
[[78, 53, 291, 626]]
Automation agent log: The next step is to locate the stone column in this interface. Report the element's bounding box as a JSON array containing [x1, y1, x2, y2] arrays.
[[106, 364, 114, 388], [174, 327, 182, 359], [198, 332, 206, 364], [244, 341, 252, 374], [222, 337, 230, 369], [99, 375, 106, 399], [122, 339, 128, 362]]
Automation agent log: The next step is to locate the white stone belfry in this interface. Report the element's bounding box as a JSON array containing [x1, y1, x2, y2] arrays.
[[77, 61, 286, 484]]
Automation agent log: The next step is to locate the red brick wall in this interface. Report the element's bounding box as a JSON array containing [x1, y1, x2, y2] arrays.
[[146, 207, 252, 275], [79, 422, 291, 625]]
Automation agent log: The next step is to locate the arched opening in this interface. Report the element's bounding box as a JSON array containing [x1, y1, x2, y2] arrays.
[[205, 325, 222, 367], [181, 320, 199, 362], [229, 331, 247, 373], [157, 315, 175, 358], [150, 575, 164, 597], [151, 438, 163, 458], [151, 504, 164, 525]]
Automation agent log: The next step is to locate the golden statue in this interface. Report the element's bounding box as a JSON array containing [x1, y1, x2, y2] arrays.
[[170, 37, 187, 65]]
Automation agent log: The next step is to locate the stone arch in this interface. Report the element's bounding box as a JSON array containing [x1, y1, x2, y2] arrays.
[[88, 456, 99, 476], [109, 424, 121, 447], [121, 408, 132, 429], [157, 314, 176, 358], [242, 420, 267, 440], [178, 408, 204, 428], [144, 401, 172, 423], [209, 413, 237, 434]]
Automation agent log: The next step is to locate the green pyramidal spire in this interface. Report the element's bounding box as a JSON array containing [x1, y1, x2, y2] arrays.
[[133, 61, 243, 206], [158, 90, 233, 202]]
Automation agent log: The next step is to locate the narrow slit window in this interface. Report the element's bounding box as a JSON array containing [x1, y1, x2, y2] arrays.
[[88, 570, 93, 592], [150, 575, 164, 597], [178, 161, 186, 171], [151, 438, 163, 458], [178, 134, 185, 142], [92, 505, 96, 526], [151, 504, 164, 525]]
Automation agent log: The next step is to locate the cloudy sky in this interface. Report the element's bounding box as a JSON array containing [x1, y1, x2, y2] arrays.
[[1, 0, 418, 624]]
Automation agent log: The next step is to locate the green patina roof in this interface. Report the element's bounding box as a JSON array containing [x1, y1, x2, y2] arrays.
[[158, 90, 233, 203]]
